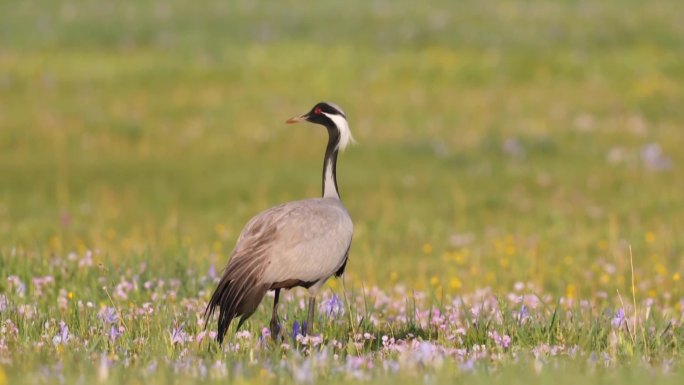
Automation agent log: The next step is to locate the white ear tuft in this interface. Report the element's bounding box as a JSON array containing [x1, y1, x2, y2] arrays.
[[322, 112, 355, 152]]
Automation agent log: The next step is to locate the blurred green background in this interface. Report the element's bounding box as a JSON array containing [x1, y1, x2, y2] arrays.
[[1, 0, 683, 299]]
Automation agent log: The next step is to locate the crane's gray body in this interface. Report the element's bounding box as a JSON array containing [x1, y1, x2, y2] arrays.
[[233, 197, 353, 294]]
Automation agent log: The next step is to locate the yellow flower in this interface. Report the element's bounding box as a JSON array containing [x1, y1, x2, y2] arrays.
[[422, 243, 433, 254], [430, 276, 439, 286], [214, 223, 227, 237], [645, 231, 655, 244], [673, 273, 681, 281], [455, 250, 467, 265], [0, 366, 7, 385], [566, 284, 577, 300], [212, 241, 222, 252], [450, 277, 462, 290], [68, 291, 74, 300], [49, 235, 62, 252], [505, 245, 516, 256]]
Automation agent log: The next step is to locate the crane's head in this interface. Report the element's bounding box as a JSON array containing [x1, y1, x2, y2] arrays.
[[286, 102, 355, 152]]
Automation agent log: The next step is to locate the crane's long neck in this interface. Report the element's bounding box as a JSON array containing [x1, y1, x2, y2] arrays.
[[322, 128, 341, 199]]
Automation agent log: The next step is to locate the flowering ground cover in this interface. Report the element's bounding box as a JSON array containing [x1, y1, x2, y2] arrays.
[[1, 248, 683, 384], [2, 0, 684, 383]]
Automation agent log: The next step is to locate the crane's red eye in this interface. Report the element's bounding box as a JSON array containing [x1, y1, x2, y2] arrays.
[[314, 107, 322, 114]]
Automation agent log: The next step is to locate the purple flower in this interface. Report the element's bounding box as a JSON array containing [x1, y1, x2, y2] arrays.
[[0, 295, 8, 313], [489, 331, 511, 349], [611, 308, 625, 328], [109, 325, 122, 341], [170, 322, 187, 345], [291, 320, 308, 340], [460, 358, 476, 372], [517, 304, 529, 323], [98, 307, 118, 325], [416, 341, 435, 363], [292, 360, 313, 384], [322, 294, 345, 319], [641, 143, 672, 171], [32, 276, 55, 296], [259, 327, 270, 344], [53, 321, 70, 345], [114, 280, 134, 300], [7, 276, 26, 296], [501, 335, 511, 348], [292, 321, 301, 342]]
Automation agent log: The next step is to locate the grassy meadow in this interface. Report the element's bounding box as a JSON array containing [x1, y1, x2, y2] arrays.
[[1, 0, 684, 383]]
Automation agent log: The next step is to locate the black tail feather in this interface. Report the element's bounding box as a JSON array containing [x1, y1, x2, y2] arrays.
[[204, 275, 268, 344]]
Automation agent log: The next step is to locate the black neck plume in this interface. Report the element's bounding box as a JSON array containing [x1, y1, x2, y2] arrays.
[[322, 126, 340, 199]]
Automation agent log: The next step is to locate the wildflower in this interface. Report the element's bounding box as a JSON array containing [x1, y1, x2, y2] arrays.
[[322, 294, 345, 319], [196, 330, 217, 344], [503, 137, 525, 159], [140, 302, 154, 315], [460, 358, 476, 372], [259, 327, 270, 344], [235, 330, 251, 340], [641, 143, 672, 171], [109, 325, 122, 341], [98, 307, 118, 325], [52, 321, 70, 346], [170, 322, 187, 345], [57, 289, 68, 311], [0, 295, 8, 313], [0, 365, 7, 385], [292, 320, 306, 341], [449, 277, 462, 290], [7, 276, 26, 296], [32, 276, 55, 296], [79, 250, 93, 267], [114, 280, 134, 300], [292, 360, 313, 384], [146, 361, 158, 375], [488, 331, 511, 349], [611, 308, 625, 328], [18, 304, 36, 319]]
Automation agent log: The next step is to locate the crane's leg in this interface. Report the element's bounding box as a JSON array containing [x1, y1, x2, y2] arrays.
[[270, 289, 281, 341], [306, 296, 316, 336]]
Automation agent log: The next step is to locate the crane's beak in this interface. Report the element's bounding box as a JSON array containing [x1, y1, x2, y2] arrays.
[[286, 113, 309, 124]]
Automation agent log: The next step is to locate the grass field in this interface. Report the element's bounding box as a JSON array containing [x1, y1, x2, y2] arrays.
[[1, 0, 684, 383]]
